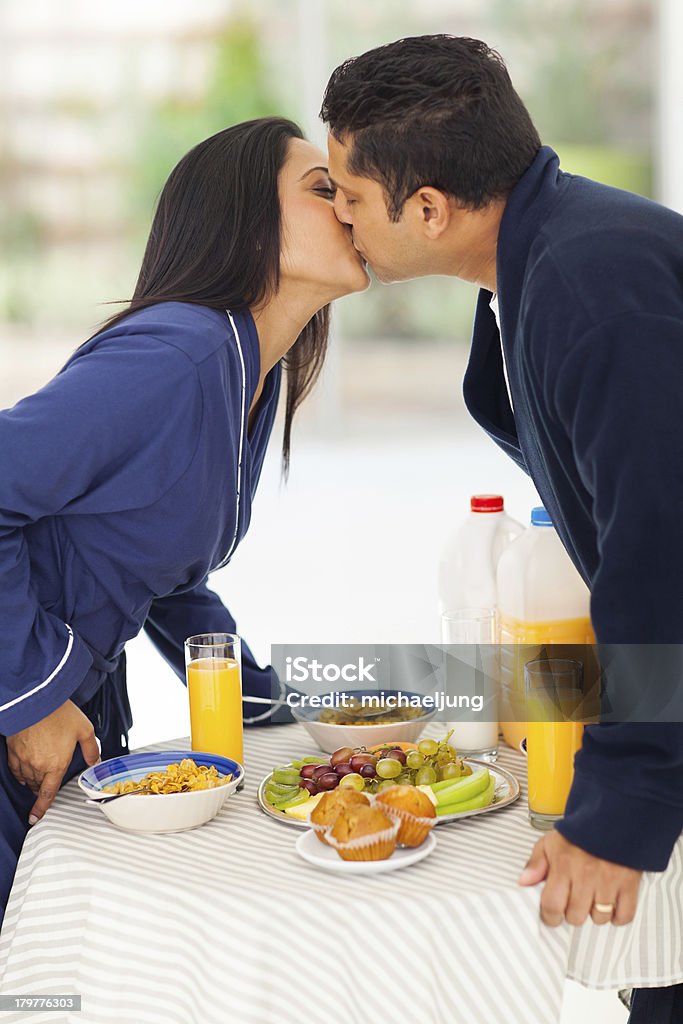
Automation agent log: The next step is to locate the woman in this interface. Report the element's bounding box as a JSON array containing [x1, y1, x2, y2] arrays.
[[0, 117, 369, 922]]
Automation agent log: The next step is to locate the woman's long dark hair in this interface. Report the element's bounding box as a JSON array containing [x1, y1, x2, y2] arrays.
[[96, 117, 329, 474]]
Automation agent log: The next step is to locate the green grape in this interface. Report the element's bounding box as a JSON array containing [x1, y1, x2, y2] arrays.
[[376, 757, 402, 780], [417, 739, 439, 757], [406, 750, 425, 770], [439, 763, 462, 782], [396, 772, 413, 786], [433, 737, 458, 767], [338, 772, 365, 792], [414, 765, 437, 786], [376, 779, 399, 793]]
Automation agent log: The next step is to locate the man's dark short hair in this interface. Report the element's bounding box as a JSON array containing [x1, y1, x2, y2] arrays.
[[321, 35, 541, 220]]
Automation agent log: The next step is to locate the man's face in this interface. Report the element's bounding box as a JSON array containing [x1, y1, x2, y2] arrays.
[[327, 133, 432, 284]]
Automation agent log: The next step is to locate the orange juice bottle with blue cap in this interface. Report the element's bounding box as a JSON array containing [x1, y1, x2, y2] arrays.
[[496, 507, 595, 751]]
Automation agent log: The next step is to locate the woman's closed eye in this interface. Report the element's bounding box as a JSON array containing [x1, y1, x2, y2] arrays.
[[313, 185, 337, 200]]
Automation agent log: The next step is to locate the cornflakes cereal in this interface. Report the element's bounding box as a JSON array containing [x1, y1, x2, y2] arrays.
[[102, 758, 231, 795]]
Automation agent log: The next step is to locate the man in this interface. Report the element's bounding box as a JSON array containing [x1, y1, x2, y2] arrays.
[[321, 35, 683, 1022]]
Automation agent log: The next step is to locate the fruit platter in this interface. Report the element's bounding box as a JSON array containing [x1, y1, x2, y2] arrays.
[[257, 732, 519, 829]]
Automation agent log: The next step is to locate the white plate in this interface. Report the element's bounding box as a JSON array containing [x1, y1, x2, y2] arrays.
[[295, 828, 437, 874]]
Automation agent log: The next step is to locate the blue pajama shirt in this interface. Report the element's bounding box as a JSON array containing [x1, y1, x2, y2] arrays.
[[0, 302, 290, 924], [464, 146, 683, 871]]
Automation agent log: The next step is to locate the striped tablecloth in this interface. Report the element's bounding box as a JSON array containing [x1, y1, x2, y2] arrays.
[[0, 723, 681, 1024]]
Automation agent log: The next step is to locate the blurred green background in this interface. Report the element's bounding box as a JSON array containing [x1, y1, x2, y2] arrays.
[[0, 0, 655, 344]]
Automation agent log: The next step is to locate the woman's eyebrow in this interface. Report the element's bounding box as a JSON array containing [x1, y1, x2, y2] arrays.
[[298, 165, 330, 181]]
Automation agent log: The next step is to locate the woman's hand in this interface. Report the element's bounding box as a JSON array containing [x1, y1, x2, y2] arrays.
[[6, 700, 101, 825]]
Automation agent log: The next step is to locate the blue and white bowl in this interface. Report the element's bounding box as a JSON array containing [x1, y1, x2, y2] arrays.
[[78, 750, 243, 834]]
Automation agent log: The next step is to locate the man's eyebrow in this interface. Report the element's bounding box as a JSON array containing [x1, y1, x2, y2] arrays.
[[298, 165, 330, 181]]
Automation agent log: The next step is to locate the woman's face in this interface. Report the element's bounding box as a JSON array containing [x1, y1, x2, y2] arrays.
[[278, 138, 370, 300]]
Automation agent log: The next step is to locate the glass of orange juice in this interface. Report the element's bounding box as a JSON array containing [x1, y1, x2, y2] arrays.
[[185, 633, 243, 765], [524, 658, 584, 831]]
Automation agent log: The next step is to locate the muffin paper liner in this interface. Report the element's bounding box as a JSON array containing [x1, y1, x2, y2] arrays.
[[311, 819, 332, 845], [325, 817, 400, 861], [374, 797, 437, 847]]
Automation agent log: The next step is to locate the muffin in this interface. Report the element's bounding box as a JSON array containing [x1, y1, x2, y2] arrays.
[[309, 788, 370, 844], [375, 785, 436, 847], [326, 805, 399, 862]]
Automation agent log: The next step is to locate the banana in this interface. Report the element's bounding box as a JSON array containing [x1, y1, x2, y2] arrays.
[[436, 774, 496, 816]]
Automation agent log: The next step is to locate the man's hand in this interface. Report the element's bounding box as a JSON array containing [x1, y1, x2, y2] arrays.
[[518, 830, 642, 927], [7, 700, 100, 825]]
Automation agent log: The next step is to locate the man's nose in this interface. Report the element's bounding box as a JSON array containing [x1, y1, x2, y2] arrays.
[[334, 194, 353, 225]]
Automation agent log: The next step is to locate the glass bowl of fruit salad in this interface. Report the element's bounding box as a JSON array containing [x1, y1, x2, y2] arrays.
[[291, 688, 434, 754]]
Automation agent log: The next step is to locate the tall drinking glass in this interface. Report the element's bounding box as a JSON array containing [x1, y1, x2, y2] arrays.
[[441, 608, 499, 762], [524, 657, 584, 831], [185, 633, 243, 764]]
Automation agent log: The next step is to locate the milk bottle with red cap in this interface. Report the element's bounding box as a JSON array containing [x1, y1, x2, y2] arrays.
[[438, 495, 524, 616], [438, 496, 523, 759]]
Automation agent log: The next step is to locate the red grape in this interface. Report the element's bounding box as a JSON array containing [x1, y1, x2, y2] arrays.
[[330, 746, 354, 767], [312, 764, 334, 781], [300, 779, 319, 795], [349, 754, 377, 773], [334, 762, 354, 777], [300, 764, 319, 780], [317, 772, 339, 790], [359, 763, 376, 779], [384, 748, 407, 765]]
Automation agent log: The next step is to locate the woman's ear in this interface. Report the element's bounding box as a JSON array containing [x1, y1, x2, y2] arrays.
[[407, 187, 452, 240]]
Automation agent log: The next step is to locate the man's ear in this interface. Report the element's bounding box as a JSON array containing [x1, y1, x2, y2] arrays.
[[406, 187, 452, 239]]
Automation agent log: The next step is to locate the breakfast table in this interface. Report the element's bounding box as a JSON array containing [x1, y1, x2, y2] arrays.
[[0, 723, 681, 1024]]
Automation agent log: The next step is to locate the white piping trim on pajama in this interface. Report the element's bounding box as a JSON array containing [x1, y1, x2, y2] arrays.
[[0, 624, 75, 713], [215, 310, 247, 570], [216, 309, 278, 719]]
